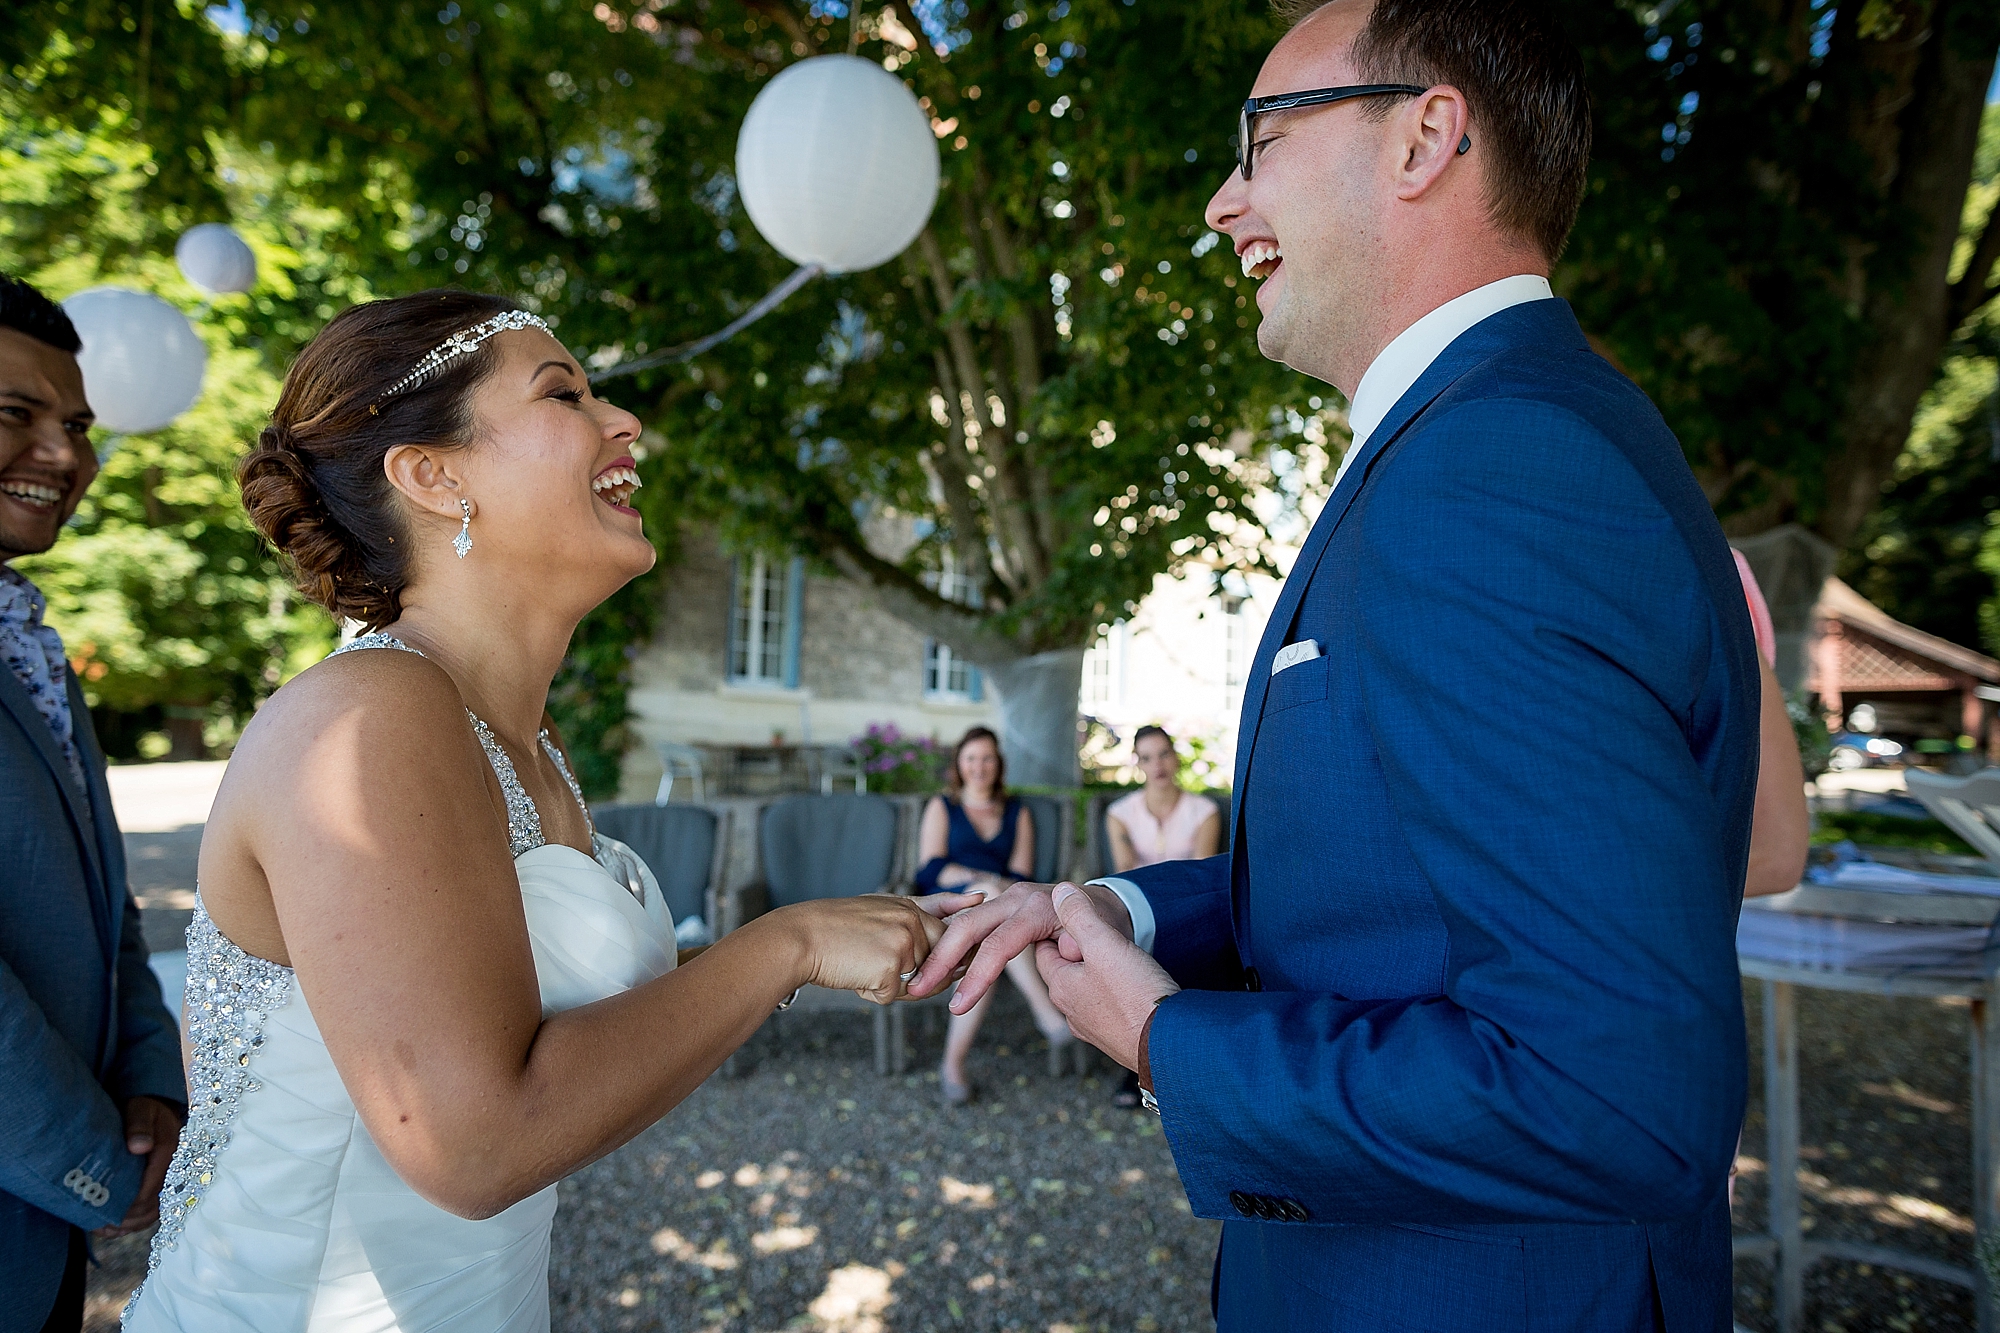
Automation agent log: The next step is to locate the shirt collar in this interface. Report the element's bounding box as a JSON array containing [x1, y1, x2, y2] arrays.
[[0, 564, 47, 625], [1342, 274, 1556, 466]]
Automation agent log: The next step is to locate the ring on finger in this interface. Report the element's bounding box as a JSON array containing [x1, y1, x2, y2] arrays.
[[899, 967, 919, 984]]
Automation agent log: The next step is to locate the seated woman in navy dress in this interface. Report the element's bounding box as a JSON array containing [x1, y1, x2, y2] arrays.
[[914, 727, 1073, 1105]]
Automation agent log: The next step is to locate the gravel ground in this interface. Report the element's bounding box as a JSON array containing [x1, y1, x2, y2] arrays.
[[83, 979, 1984, 1332], [1732, 981, 1979, 1333]]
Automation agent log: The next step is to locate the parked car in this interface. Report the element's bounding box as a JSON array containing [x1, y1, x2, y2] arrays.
[[1826, 732, 1905, 770]]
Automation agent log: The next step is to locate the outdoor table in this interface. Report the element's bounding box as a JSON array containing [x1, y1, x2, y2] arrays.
[[1735, 884, 2000, 1332]]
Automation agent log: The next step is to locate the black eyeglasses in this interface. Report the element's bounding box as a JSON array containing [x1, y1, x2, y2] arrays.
[[1236, 84, 1428, 180]]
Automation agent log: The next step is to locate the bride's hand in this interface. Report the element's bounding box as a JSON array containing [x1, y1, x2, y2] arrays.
[[777, 894, 951, 1004]]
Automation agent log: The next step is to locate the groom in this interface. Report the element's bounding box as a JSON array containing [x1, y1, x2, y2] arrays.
[[912, 0, 1759, 1328]]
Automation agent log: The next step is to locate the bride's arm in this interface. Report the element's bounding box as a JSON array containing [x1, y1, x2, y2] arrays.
[[206, 652, 936, 1220]]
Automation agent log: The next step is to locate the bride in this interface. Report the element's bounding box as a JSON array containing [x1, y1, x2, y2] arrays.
[[124, 291, 963, 1331]]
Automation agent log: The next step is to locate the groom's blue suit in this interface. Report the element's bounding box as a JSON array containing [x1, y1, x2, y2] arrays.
[[1124, 299, 1756, 1331]]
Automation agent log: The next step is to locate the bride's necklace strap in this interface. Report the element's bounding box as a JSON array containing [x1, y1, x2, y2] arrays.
[[329, 633, 592, 858]]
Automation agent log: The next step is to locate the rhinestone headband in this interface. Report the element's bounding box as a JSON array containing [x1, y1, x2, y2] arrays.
[[368, 309, 550, 413]]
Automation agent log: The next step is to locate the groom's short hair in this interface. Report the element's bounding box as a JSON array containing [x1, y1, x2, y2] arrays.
[[1276, 0, 1592, 262]]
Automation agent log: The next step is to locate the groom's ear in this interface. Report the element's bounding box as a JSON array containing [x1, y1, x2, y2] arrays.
[[1394, 87, 1473, 202], [382, 443, 471, 527]]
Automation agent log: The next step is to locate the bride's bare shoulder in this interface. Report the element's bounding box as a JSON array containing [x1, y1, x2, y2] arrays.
[[233, 643, 471, 769]]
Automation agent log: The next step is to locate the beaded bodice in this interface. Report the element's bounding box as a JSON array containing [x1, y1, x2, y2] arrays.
[[334, 632, 591, 858], [138, 902, 293, 1280], [129, 632, 623, 1322]]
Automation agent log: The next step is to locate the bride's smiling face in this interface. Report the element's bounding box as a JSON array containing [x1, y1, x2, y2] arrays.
[[436, 328, 656, 596]]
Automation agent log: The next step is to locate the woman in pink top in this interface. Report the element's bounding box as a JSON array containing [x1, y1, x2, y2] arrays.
[[1728, 550, 1812, 1209], [1734, 550, 1810, 898], [1106, 727, 1223, 872], [1104, 726, 1220, 1109]]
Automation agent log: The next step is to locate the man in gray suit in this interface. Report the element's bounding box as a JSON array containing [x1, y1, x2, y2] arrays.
[[0, 275, 185, 1333]]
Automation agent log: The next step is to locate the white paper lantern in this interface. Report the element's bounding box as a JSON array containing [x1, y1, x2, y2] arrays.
[[175, 222, 258, 295], [62, 287, 207, 435], [736, 54, 941, 274]]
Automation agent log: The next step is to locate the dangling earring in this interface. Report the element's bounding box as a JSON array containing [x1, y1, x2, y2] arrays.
[[453, 498, 473, 559]]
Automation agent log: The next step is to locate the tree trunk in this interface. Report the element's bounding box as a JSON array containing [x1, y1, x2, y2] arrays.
[[1729, 7, 1998, 679], [979, 648, 1086, 789], [825, 545, 1086, 784], [1732, 524, 1839, 692], [163, 705, 208, 762], [1814, 4, 1999, 554]]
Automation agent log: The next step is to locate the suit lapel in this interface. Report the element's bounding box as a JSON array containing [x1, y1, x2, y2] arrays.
[[1228, 353, 1472, 803], [69, 673, 122, 970], [0, 664, 114, 956], [0, 661, 96, 845], [1224, 300, 1577, 963]]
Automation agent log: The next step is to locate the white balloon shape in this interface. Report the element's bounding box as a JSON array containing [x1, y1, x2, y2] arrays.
[[62, 287, 207, 435], [736, 55, 941, 274], [176, 222, 258, 294]]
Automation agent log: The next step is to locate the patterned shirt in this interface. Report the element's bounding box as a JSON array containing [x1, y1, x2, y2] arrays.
[[0, 564, 90, 798]]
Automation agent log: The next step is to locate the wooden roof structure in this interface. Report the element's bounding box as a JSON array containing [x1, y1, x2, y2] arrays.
[[1809, 579, 2000, 695], [1809, 579, 2000, 750]]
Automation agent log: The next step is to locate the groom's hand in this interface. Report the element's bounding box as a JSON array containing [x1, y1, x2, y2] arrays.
[[906, 881, 1058, 1009], [1035, 884, 1177, 1073], [908, 880, 1136, 1011]]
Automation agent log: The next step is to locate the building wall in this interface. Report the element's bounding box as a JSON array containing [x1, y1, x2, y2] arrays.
[[618, 528, 995, 802], [619, 527, 1290, 801]]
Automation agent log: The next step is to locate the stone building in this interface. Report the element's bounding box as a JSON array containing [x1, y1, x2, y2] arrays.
[[615, 526, 1279, 802], [617, 528, 998, 802]]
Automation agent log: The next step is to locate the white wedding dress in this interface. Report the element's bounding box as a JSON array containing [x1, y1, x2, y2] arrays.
[[125, 635, 677, 1332]]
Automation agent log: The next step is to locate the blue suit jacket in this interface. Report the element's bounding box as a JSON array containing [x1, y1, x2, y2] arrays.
[[0, 662, 185, 1330], [1128, 300, 1756, 1333]]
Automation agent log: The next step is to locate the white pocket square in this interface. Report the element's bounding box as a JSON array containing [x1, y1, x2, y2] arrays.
[[1272, 640, 1323, 675]]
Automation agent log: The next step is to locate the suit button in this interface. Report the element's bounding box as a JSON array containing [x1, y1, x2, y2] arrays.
[[1230, 1191, 1256, 1217], [1243, 967, 1263, 993], [1283, 1199, 1310, 1222], [1253, 1195, 1278, 1219]]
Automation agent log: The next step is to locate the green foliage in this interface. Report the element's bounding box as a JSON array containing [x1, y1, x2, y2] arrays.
[[1843, 347, 1999, 652], [9, 0, 1996, 775], [12, 337, 338, 753], [1842, 107, 2000, 654], [286, 0, 1307, 655], [0, 0, 1321, 776], [0, 77, 350, 753], [1788, 688, 1833, 780], [1557, 1, 2000, 539], [1811, 810, 1975, 856], [1983, 513, 2000, 659]]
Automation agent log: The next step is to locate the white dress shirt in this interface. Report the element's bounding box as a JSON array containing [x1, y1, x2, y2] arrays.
[[1092, 273, 1556, 953], [1333, 273, 1554, 489]]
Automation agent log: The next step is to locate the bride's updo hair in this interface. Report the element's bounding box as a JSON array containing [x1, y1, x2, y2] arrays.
[[239, 290, 527, 630]]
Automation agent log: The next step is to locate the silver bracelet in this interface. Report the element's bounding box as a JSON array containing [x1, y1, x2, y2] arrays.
[[776, 988, 800, 1011]]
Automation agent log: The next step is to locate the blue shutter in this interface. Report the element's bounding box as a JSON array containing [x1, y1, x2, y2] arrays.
[[968, 665, 984, 702], [724, 556, 743, 681], [782, 556, 805, 689]]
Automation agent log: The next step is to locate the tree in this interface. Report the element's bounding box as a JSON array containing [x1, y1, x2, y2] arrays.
[[44, 0, 1318, 786], [13, 0, 1998, 779], [0, 76, 355, 758], [1840, 307, 1998, 652], [1839, 103, 2000, 653], [1557, 0, 2000, 678]]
